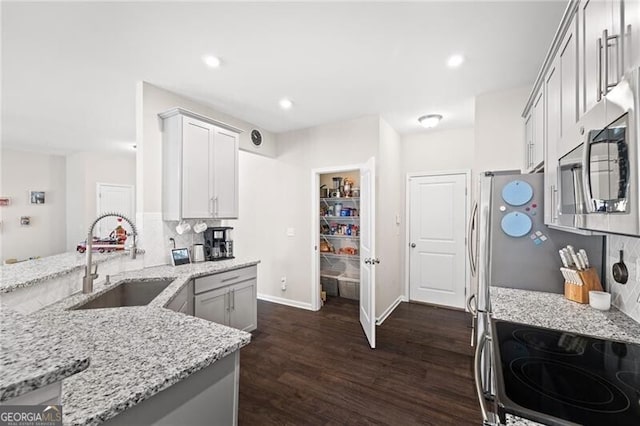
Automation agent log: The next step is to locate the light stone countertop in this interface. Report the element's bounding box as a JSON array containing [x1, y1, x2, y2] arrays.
[[2, 258, 259, 425], [491, 286, 640, 426], [490, 286, 640, 344], [0, 251, 137, 293], [0, 307, 90, 402]]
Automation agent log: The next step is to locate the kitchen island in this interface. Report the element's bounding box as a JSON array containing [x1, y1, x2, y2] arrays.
[[2, 259, 259, 425]]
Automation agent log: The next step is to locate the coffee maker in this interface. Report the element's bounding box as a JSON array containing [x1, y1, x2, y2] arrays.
[[204, 227, 234, 261]]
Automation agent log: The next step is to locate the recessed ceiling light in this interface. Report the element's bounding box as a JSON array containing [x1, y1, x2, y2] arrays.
[[202, 55, 221, 68], [447, 54, 465, 68], [279, 98, 293, 110], [418, 114, 443, 129]]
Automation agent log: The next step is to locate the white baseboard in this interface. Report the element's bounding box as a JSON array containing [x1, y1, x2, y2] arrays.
[[257, 293, 314, 311], [376, 295, 404, 326]]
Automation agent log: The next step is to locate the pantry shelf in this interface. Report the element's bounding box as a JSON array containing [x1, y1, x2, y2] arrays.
[[320, 234, 359, 240], [320, 253, 360, 260]]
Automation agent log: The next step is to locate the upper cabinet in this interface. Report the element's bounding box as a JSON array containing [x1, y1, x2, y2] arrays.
[[559, 13, 579, 157], [160, 108, 241, 221], [524, 89, 545, 172], [624, 0, 640, 71]]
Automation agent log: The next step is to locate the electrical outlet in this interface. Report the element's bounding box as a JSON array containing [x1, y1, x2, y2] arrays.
[[281, 276, 287, 291]]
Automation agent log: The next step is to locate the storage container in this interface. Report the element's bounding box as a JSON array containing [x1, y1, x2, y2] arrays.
[[320, 271, 341, 297], [338, 274, 360, 300]]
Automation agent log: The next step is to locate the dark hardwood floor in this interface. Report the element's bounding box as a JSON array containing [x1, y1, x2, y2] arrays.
[[238, 297, 481, 425]]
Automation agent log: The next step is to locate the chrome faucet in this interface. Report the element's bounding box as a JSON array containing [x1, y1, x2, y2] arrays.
[[83, 212, 138, 294]]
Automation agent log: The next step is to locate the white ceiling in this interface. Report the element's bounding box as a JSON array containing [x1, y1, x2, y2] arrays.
[[1, 1, 567, 153]]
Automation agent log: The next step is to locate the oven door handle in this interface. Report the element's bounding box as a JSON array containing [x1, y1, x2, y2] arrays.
[[474, 331, 497, 425]]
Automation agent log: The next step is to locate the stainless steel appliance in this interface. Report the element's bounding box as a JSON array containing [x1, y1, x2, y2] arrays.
[[558, 144, 586, 228], [467, 171, 605, 425], [572, 66, 640, 235], [204, 227, 234, 261], [491, 320, 640, 426]]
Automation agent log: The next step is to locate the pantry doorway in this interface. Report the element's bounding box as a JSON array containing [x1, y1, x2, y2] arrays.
[[311, 158, 376, 348]]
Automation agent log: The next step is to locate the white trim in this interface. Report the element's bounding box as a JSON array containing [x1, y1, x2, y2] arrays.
[[310, 163, 364, 312], [257, 293, 314, 311], [375, 296, 403, 326], [158, 107, 244, 134], [404, 169, 471, 307]]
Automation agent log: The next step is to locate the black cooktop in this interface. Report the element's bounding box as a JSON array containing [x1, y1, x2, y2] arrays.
[[492, 320, 640, 426]]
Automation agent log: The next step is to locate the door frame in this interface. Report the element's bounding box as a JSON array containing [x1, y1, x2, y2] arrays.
[[310, 163, 364, 311], [404, 169, 471, 305]]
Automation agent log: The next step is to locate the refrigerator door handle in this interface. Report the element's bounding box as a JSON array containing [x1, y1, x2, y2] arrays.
[[474, 331, 497, 425], [468, 201, 478, 276]]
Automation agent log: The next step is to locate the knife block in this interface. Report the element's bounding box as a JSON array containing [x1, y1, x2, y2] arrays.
[[564, 267, 603, 304]]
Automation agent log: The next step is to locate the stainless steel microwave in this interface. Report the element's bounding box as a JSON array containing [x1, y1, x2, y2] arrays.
[[561, 67, 640, 236]]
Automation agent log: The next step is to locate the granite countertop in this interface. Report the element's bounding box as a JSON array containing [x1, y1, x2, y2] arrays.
[[4, 258, 258, 425], [491, 286, 640, 426], [491, 286, 640, 344], [0, 308, 90, 402], [0, 251, 138, 293]]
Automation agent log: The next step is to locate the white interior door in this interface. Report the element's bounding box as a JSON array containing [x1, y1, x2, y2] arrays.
[[409, 173, 467, 308], [96, 183, 135, 238], [359, 157, 376, 349]]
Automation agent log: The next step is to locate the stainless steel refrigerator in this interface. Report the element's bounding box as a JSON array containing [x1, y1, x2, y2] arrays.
[[468, 171, 605, 424]]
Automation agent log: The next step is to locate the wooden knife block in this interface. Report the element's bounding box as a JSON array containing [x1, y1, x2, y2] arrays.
[[564, 267, 603, 304]]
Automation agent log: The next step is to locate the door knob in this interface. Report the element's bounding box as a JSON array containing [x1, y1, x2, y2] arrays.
[[374, 258, 380, 264], [364, 258, 372, 264], [411, 243, 416, 248]]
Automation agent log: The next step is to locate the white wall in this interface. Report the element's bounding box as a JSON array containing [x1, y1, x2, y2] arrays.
[[65, 151, 136, 250], [376, 119, 403, 314], [0, 149, 67, 261], [474, 86, 530, 174], [136, 82, 277, 266], [402, 127, 475, 175]]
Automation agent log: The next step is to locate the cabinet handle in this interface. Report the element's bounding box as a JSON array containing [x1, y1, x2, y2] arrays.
[[604, 29, 620, 92], [225, 292, 229, 312], [231, 289, 235, 310], [597, 36, 603, 101]]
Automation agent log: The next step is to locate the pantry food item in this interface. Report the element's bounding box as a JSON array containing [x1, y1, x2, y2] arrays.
[[338, 246, 358, 256]]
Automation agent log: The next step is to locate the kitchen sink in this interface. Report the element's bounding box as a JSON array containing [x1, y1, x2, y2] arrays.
[[72, 279, 174, 310]]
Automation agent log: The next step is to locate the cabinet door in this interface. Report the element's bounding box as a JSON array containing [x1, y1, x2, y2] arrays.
[[560, 13, 579, 156], [182, 118, 214, 219], [623, 0, 640, 71], [194, 287, 229, 325], [229, 279, 257, 332], [524, 113, 533, 170], [532, 90, 545, 168], [545, 61, 561, 225], [212, 127, 239, 219], [581, 0, 610, 115]]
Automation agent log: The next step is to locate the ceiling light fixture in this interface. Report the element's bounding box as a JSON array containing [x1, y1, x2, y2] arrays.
[[279, 98, 293, 110], [447, 54, 465, 68], [202, 55, 221, 68], [418, 114, 443, 129]]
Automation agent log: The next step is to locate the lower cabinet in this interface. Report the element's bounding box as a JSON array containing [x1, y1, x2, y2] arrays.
[[193, 266, 257, 332], [165, 281, 194, 316]]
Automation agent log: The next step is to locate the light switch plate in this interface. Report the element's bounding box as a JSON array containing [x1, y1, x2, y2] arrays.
[[287, 227, 295, 237]]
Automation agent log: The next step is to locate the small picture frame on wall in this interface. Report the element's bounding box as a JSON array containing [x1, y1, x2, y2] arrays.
[[30, 191, 45, 204], [0, 197, 10, 206], [20, 216, 31, 226]]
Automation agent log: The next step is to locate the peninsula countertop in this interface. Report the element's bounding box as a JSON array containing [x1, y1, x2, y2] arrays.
[[0, 251, 137, 293], [3, 258, 258, 425]]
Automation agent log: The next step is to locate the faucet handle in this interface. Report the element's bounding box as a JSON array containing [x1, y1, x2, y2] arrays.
[[91, 263, 99, 277]]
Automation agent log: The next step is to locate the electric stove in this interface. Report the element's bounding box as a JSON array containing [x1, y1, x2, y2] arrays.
[[492, 320, 640, 426]]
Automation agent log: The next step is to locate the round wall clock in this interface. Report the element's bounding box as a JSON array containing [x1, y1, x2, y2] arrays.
[[251, 129, 263, 146]]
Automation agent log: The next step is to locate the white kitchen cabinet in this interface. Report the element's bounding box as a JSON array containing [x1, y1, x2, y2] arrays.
[[160, 108, 241, 221], [228, 280, 257, 332], [194, 265, 257, 332], [531, 90, 545, 170], [580, 0, 610, 115], [559, 12, 579, 157], [195, 286, 229, 325], [623, 0, 640, 71], [524, 113, 533, 170], [545, 58, 561, 226]]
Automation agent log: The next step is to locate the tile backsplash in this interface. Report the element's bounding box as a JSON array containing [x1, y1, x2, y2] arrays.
[[607, 234, 640, 322]]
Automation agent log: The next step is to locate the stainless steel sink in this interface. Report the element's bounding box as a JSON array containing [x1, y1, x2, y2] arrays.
[[72, 279, 174, 310]]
